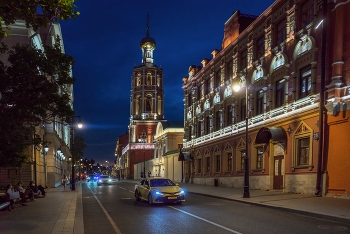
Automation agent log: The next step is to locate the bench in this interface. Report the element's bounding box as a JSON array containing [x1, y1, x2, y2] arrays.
[[0, 193, 10, 211]]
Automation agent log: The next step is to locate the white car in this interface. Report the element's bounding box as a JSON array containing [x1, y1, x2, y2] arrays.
[[97, 175, 111, 186], [134, 178, 185, 205]]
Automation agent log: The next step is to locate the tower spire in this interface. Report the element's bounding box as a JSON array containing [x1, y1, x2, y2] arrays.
[[146, 13, 150, 37], [140, 13, 156, 64]]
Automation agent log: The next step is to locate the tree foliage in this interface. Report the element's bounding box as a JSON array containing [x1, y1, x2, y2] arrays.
[[0, 0, 80, 39], [72, 133, 87, 160], [0, 38, 76, 167]]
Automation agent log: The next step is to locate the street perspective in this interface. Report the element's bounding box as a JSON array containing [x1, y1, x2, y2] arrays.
[[1, 0, 350, 234]]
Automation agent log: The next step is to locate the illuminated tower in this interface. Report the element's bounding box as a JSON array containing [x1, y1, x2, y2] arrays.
[[129, 14, 166, 143]]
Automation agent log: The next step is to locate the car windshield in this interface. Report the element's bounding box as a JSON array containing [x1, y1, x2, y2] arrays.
[[100, 175, 109, 178], [150, 179, 175, 187]]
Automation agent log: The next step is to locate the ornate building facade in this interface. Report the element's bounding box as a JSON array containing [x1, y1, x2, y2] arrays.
[[0, 21, 73, 188], [182, 0, 350, 196], [116, 16, 167, 179]]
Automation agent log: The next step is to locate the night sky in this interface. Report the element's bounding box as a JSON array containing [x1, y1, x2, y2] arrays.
[[60, 0, 275, 165]]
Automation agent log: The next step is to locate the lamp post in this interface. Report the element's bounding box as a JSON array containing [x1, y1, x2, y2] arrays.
[[70, 116, 82, 191], [178, 144, 184, 182], [43, 144, 49, 186], [140, 130, 147, 178], [233, 81, 250, 198]]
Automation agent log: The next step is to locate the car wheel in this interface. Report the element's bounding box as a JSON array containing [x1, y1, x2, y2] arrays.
[[135, 191, 141, 201], [148, 194, 153, 205]]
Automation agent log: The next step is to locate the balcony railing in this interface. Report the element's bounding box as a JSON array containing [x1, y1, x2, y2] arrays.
[[183, 95, 317, 149]]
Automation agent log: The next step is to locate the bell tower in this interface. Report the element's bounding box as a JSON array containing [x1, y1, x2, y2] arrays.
[[129, 14, 166, 143]]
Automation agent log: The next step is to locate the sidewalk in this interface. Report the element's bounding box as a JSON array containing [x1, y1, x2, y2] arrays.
[[178, 182, 350, 223], [0, 182, 84, 234], [1, 180, 349, 234]]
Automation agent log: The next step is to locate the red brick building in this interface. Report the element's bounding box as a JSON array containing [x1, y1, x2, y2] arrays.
[[181, 0, 350, 196]]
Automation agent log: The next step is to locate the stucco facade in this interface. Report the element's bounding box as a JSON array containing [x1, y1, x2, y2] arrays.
[[181, 0, 350, 196]]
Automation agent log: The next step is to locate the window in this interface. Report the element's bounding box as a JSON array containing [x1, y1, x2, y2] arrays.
[[298, 138, 310, 165], [197, 123, 201, 138], [226, 105, 232, 126], [197, 158, 202, 173], [205, 78, 210, 95], [300, 65, 311, 99], [215, 111, 221, 131], [300, 0, 313, 29], [206, 157, 210, 173], [227, 152, 232, 171], [187, 92, 192, 107], [147, 74, 152, 85], [256, 89, 264, 115], [240, 49, 248, 70], [215, 155, 221, 172], [226, 60, 233, 81], [276, 19, 286, 45], [215, 70, 221, 89], [241, 98, 246, 121], [205, 116, 210, 135], [187, 126, 192, 141], [275, 79, 285, 108], [240, 150, 246, 170], [196, 86, 201, 101], [256, 147, 264, 169], [256, 35, 265, 59]]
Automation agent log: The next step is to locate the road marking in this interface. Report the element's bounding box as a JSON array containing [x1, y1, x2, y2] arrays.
[[168, 206, 242, 234], [129, 190, 134, 193], [88, 187, 123, 234], [119, 187, 126, 190]]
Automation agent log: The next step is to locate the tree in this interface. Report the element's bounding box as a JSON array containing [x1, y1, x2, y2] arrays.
[[0, 39, 76, 167], [0, 0, 79, 39], [72, 133, 87, 160]]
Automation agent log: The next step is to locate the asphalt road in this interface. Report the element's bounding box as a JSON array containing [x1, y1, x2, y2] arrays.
[[82, 181, 350, 234]]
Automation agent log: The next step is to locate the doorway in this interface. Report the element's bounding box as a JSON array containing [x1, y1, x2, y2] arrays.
[[273, 155, 284, 190]]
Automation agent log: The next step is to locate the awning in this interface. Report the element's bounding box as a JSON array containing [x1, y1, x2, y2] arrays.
[[255, 126, 287, 147], [178, 152, 193, 161]]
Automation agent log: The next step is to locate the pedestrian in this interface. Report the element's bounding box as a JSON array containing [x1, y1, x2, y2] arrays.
[[148, 171, 152, 178], [62, 175, 67, 189]]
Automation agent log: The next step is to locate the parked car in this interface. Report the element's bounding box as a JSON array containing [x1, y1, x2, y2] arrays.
[[134, 178, 185, 205], [97, 175, 111, 186]]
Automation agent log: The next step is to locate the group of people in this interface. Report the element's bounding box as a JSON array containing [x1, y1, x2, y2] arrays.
[[6, 180, 46, 209]]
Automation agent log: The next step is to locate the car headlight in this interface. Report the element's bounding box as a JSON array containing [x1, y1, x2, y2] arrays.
[[154, 190, 163, 195], [179, 190, 185, 194], [108, 179, 111, 182], [99, 179, 102, 182]]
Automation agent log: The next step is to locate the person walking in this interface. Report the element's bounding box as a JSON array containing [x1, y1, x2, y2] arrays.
[[62, 175, 67, 189]]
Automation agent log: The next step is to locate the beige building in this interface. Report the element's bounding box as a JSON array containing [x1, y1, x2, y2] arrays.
[[134, 122, 184, 182], [0, 20, 73, 187]]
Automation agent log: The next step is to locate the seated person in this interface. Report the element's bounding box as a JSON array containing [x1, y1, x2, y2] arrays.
[[29, 180, 42, 196], [17, 181, 35, 201], [6, 184, 27, 207]]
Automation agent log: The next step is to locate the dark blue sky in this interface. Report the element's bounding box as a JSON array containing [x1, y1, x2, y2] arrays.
[[60, 0, 275, 165]]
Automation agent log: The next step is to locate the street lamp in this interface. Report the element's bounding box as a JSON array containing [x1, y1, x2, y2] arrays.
[[70, 116, 83, 191], [233, 81, 250, 198], [140, 130, 147, 178]]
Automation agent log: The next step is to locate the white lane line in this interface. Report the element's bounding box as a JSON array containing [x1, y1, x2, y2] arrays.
[[168, 206, 242, 234], [129, 190, 134, 193], [119, 187, 126, 190], [89, 187, 122, 234]]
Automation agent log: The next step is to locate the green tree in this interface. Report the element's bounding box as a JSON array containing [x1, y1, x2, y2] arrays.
[[0, 38, 76, 167], [72, 133, 88, 160], [0, 0, 79, 39]]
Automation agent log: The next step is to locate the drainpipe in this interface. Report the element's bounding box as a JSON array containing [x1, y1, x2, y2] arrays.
[[315, 0, 327, 196]]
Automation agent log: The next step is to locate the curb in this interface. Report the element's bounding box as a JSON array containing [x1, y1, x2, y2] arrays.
[[187, 191, 350, 224]]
